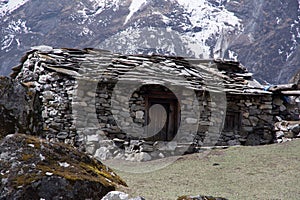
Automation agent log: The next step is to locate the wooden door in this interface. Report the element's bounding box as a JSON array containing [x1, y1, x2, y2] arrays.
[[146, 98, 178, 141]]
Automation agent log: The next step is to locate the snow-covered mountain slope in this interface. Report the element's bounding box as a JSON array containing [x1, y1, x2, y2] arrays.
[[0, 0, 299, 84], [97, 0, 242, 59], [0, 0, 29, 18]]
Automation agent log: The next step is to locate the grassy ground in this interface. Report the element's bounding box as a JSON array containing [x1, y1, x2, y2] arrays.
[[109, 139, 300, 200]]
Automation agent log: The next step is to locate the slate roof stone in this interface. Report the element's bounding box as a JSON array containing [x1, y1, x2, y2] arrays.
[[11, 46, 271, 95]]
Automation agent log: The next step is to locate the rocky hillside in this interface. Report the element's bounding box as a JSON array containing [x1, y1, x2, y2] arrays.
[[0, 0, 299, 84]]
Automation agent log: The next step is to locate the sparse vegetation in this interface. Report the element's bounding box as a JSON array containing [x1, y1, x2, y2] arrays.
[[116, 140, 300, 200]]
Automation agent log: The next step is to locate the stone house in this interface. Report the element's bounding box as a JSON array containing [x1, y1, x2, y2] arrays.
[[11, 46, 293, 160], [267, 83, 300, 142]]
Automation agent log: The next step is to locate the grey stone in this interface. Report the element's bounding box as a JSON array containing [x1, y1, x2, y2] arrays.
[[135, 111, 144, 119], [42, 110, 48, 118], [263, 131, 274, 143], [101, 191, 129, 200], [275, 116, 283, 122], [284, 131, 295, 138], [49, 110, 58, 117], [140, 143, 154, 152], [178, 195, 228, 200], [223, 132, 234, 137], [135, 152, 152, 162], [38, 75, 49, 84], [242, 119, 251, 126], [259, 115, 273, 123], [95, 147, 113, 160], [280, 105, 287, 111], [101, 191, 145, 200], [57, 132, 68, 139], [158, 152, 165, 158], [276, 131, 285, 138], [43, 91, 55, 100], [167, 141, 178, 151], [249, 116, 259, 126], [180, 134, 195, 142], [245, 134, 260, 145], [129, 197, 145, 200], [249, 108, 260, 115], [186, 118, 198, 124], [243, 112, 250, 118], [290, 124, 300, 134], [273, 98, 283, 106], [31, 45, 53, 53], [259, 104, 273, 110], [87, 134, 100, 142], [245, 102, 252, 107]]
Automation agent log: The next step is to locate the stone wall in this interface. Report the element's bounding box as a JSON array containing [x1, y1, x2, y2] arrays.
[[72, 80, 202, 160], [14, 54, 77, 145], [221, 94, 274, 146], [273, 95, 300, 121], [272, 94, 300, 142], [70, 78, 275, 160]]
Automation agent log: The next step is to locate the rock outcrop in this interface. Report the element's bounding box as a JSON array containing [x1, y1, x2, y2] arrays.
[[0, 76, 41, 139], [0, 134, 127, 199]]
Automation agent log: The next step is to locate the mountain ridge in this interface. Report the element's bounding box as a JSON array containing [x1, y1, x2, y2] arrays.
[[0, 0, 299, 84]]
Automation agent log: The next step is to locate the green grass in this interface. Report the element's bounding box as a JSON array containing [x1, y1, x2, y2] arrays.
[[112, 140, 300, 200]]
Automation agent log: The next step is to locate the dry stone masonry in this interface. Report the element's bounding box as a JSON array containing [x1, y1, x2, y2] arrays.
[[5, 45, 300, 161]]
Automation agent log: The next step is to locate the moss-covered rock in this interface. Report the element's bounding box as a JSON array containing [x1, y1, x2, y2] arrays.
[[0, 134, 127, 199]]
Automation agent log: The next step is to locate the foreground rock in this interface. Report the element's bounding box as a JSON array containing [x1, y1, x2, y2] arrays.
[[177, 195, 228, 200], [0, 77, 38, 140], [101, 191, 145, 200], [0, 134, 127, 199], [274, 119, 300, 143]]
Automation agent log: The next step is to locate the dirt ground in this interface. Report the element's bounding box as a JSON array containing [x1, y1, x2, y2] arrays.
[[105, 139, 300, 200]]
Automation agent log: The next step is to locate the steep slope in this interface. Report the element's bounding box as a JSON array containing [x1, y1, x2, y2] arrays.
[[224, 0, 300, 83], [0, 0, 299, 84]]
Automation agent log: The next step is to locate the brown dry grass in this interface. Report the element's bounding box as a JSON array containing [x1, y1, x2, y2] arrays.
[[111, 139, 300, 200]]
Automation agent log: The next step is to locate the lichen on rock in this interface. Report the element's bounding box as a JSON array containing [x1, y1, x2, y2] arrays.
[[0, 134, 127, 199]]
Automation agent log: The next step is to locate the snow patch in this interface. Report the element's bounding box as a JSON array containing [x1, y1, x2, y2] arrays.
[[124, 0, 147, 25], [175, 0, 242, 58], [58, 162, 70, 168], [39, 154, 45, 161], [0, 0, 29, 18], [228, 50, 238, 61], [276, 17, 281, 24], [79, 27, 93, 36], [152, 11, 171, 24], [1, 19, 29, 51], [76, 0, 122, 24], [98, 26, 188, 56]]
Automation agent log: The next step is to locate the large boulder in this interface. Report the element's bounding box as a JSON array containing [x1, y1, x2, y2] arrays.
[[0, 134, 127, 199], [0, 76, 40, 139]]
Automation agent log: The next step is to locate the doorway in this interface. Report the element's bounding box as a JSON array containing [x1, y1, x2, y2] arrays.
[[145, 97, 179, 141]]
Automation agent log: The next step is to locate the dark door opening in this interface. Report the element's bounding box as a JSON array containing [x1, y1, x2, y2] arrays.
[[223, 111, 241, 132]]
